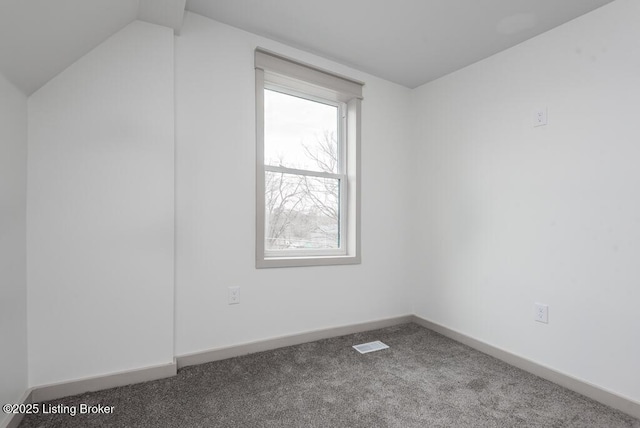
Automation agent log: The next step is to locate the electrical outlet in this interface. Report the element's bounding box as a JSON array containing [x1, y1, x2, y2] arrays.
[[228, 286, 240, 305], [534, 303, 549, 323], [533, 108, 548, 127]]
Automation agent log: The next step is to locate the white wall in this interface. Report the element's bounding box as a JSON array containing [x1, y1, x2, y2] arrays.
[[27, 21, 175, 387], [16, 0, 638, 409], [0, 73, 28, 426], [174, 12, 413, 356], [412, 0, 640, 402]]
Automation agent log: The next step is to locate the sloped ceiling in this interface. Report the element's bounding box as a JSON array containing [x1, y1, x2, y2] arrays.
[[0, 0, 185, 95], [0, 0, 616, 95], [0, 0, 139, 95], [187, 0, 615, 88]]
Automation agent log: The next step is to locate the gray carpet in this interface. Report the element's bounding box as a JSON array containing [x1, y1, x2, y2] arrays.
[[19, 323, 640, 427]]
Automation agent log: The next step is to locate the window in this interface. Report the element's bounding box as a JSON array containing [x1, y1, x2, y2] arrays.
[[255, 48, 363, 268]]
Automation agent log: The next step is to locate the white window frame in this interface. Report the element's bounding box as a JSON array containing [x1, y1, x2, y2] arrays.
[[255, 48, 362, 268]]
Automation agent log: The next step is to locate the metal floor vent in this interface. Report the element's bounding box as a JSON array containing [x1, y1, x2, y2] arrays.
[[352, 340, 389, 354]]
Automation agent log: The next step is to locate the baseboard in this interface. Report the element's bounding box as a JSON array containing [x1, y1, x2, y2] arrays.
[[0, 389, 32, 428], [411, 315, 640, 420], [26, 317, 411, 405], [31, 360, 177, 403], [15, 315, 639, 421], [176, 315, 414, 368]]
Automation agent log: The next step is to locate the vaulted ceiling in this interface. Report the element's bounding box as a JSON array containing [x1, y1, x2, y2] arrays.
[[0, 0, 615, 95], [188, 0, 615, 88], [0, 0, 185, 95]]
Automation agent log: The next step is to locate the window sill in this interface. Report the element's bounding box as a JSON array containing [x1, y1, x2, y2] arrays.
[[256, 254, 361, 269]]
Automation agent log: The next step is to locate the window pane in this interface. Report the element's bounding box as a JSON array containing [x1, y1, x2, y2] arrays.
[[265, 171, 339, 250], [264, 89, 338, 174]]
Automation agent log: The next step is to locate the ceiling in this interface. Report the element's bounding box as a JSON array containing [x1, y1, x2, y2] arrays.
[[187, 0, 615, 88], [0, 0, 137, 95], [0, 0, 185, 95], [0, 0, 615, 95]]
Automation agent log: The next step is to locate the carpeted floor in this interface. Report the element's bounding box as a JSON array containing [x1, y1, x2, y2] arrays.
[[19, 323, 640, 427]]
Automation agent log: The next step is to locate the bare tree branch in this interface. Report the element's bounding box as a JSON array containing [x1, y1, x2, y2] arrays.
[[265, 131, 340, 249]]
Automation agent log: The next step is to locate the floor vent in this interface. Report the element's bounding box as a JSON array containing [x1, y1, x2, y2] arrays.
[[353, 341, 389, 354]]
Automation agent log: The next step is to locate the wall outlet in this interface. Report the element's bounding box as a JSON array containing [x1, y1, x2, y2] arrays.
[[533, 108, 548, 127], [534, 303, 549, 323], [228, 286, 240, 305]]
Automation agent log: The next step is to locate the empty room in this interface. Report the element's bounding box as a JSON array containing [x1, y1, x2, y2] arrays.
[[1, 0, 639, 427]]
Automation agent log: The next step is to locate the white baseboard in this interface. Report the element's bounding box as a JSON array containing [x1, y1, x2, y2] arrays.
[[410, 315, 640, 420], [0, 389, 32, 428], [176, 315, 414, 368], [11, 316, 639, 422], [31, 360, 177, 403]]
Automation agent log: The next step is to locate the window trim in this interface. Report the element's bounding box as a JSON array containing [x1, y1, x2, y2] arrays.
[[255, 48, 362, 268]]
